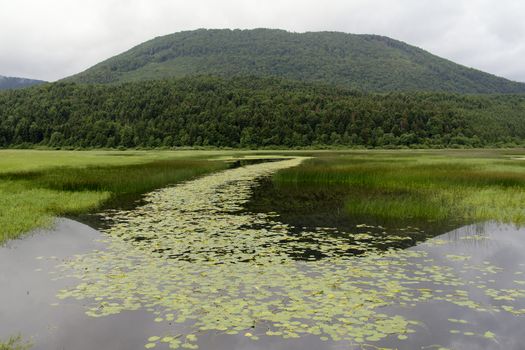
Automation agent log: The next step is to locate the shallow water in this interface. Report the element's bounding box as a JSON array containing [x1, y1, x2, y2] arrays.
[[71, 157, 289, 231], [378, 222, 525, 350], [1, 159, 525, 350], [245, 177, 462, 251]]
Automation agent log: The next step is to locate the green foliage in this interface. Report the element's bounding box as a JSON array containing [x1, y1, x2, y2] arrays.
[[0, 150, 227, 243], [65, 29, 525, 93], [0, 180, 108, 243], [0, 335, 31, 350], [9, 159, 226, 194], [1, 77, 525, 149], [272, 151, 525, 224]]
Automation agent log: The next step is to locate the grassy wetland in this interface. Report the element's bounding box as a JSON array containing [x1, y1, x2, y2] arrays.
[[0, 150, 228, 243], [2, 149, 525, 350], [266, 150, 525, 225]]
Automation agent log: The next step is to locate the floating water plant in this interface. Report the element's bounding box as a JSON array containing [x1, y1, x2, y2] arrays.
[[51, 158, 525, 349]]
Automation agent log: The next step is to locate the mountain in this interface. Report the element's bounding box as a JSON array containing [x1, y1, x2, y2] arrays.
[[66, 29, 525, 93], [0, 75, 46, 90]]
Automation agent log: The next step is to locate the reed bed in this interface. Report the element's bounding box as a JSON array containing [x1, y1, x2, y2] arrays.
[[273, 152, 525, 224], [0, 153, 226, 243]]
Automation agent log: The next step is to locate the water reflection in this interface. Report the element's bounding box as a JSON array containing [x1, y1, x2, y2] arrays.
[[2, 158, 525, 350], [245, 177, 462, 257], [373, 222, 525, 350], [2, 221, 525, 350]]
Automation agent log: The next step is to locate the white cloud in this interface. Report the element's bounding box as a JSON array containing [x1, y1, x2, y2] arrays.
[[0, 0, 523, 82]]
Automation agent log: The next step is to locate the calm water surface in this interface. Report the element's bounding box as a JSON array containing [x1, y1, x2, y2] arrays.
[[1, 221, 524, 349], [1, 163, 524, 350]]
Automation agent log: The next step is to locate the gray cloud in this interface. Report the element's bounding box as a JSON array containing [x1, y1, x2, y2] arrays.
[[1, 0, 524, 82]]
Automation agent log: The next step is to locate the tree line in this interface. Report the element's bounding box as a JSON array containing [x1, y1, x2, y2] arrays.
[[1, 76, 524, 149]]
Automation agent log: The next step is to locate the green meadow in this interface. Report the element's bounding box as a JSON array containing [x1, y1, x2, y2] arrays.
[[272, 149, 525, 225], [0, 150, 229, 243]]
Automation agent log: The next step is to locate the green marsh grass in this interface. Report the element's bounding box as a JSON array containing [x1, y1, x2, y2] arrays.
[[0, 150, 228, 243], [8, 159, 226, 194], [273, 151, 525, 224], [3, 149, 525, 243], [0, 335, 31, 350]]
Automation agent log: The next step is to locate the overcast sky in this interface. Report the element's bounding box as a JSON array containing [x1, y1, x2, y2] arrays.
[[1, 0, 524, 82]]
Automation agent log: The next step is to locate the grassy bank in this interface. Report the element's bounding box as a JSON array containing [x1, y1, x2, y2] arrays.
[[272, 150, 525, 225], [0, 150, 228, 243]]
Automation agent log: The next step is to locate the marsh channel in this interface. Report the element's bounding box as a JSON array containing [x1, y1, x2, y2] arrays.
[[1, 158, 524, 350]]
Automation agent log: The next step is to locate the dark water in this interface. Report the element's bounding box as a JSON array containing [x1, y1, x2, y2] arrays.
[[245, 177, 462, 251], [1, 220, 525, 349]]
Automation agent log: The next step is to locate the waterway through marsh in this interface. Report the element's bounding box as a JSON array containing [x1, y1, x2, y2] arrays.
[[1, 158, 525, 350]]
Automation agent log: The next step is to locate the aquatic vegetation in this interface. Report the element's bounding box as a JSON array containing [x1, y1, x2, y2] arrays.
[[10, 159, 227, 195], [3, 148, 525, 244], [52, 159, 525, 349], [0, 335, 31, 350], [272, 151, 525, 224], [0, 180, 108, 243], [0, 150, 227, 243]]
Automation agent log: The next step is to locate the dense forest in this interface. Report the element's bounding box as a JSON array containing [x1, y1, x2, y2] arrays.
[[66, 29, 525, 94], [1, 76, 524, 149]]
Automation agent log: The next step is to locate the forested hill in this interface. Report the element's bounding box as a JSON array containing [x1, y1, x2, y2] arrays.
[[65, 29, 525, 93], [1, 77, 524, 149], [0, 75, 46, 90]]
